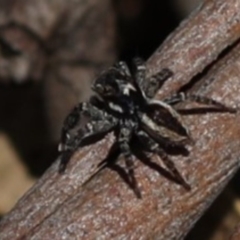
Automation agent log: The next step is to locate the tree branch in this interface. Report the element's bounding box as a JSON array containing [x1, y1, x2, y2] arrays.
[[1, 0, 240, 239], [230, 222, 240, 240]]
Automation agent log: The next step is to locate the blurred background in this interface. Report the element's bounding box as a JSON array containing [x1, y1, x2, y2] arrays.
[[0, 0, 239, 239]]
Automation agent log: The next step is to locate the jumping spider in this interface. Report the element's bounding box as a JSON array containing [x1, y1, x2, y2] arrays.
[[58, 58, 235, 196]]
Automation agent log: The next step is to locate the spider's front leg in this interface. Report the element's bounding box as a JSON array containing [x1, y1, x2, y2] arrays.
[[136, 130, 191, 190], [58, 102, 86, 152], [113, 61, 131, 77], [164, 92, 236, 112], [133, 57, 173, 98], [59, 100, 117, 173]]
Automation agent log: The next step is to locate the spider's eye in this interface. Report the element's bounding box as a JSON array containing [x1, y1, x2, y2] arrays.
[[92, 82, 115, 96]]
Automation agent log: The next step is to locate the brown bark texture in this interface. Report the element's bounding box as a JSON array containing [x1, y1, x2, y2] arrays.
[[1, 0, 240, 239]]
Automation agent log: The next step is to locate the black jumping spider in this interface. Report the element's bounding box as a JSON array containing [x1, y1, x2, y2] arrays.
[[58, 58, 235, 196]]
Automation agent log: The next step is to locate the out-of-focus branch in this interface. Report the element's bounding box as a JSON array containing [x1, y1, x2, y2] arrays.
[[0, 0, 117, 141], [230, 223, 240, 240], [0, 0, 116, 82], [1, 0, 240, 239], [0, 0, 67, 82]]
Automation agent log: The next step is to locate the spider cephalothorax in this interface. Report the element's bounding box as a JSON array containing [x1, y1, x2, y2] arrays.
[[58, 58, 235, 197]]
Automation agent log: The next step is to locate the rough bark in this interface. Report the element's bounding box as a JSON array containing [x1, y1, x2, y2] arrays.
[[147, 0, 240, 98], [1, 0, 240, 239]]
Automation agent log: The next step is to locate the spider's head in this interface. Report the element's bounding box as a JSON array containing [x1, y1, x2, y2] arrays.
[[92, 69, 136, 99]]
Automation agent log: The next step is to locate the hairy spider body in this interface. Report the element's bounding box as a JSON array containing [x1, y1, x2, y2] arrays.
[[58, 58, 235, 196]]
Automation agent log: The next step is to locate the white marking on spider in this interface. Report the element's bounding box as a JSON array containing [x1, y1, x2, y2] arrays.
[[58, 143, 63, 152], [109, 102, 124, 113], [66, 133, 70, 139], [123, 83, 136, 95], [137, 65, 146, 70]]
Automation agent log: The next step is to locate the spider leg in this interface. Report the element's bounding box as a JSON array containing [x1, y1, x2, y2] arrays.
[[164, 92, 236, 112], [118, 120, 141, 197], [147, 68, 174, 98], [155, 146, 191, 190], [58, 102, 85, 152], [136, 130, 191, 190], [59, 99, 111, 151], [133, 57, 173, 98], [114, 61, 131, 77], [133, 57, 147, 95], [59, 102, 117, 172], [140, 100, 193, 146]]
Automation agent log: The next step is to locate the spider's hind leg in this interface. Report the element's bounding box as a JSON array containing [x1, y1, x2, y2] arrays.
[[164, 92, 236, 112], [137, 130, 190, 190], [153, 145, 191, 190]]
